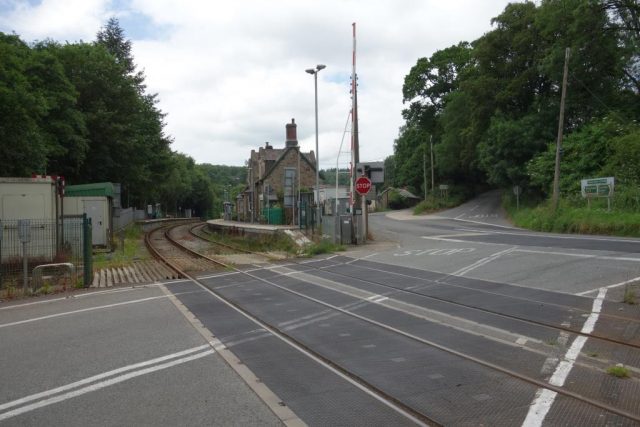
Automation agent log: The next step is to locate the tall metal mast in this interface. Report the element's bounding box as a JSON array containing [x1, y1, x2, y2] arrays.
[[350, 22, 356, 227]]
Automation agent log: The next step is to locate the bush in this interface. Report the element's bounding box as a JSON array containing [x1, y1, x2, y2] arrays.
[[303, 239, 347, 256], [387, 189, 411, 209]]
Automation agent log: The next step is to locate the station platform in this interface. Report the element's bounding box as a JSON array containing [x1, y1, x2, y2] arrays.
[[207, 219, 297, 234]]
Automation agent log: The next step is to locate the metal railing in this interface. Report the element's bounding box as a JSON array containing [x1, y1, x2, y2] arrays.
[[0, 216, 92, 291]]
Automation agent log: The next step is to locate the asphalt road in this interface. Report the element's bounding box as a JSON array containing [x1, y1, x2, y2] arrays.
[[0, 284, 283, 426], [368, 190, 640, 299], [2, 196, 639, 427]]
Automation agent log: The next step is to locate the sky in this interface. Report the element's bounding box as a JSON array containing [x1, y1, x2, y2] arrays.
[[0, 0, 516, 168]]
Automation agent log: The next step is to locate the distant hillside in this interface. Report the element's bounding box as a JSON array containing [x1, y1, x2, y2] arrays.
[[199, 164, 247, 186]]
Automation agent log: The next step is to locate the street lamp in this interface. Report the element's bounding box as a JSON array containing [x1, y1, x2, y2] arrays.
[[306, 64, 326, 226]]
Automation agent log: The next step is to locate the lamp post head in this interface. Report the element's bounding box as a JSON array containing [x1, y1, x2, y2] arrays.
[[305, 69, 315, 74], [316, 64, 326, 71]]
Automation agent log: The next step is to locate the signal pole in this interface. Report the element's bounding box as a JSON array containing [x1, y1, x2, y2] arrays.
[[552, 47, 570, 212]]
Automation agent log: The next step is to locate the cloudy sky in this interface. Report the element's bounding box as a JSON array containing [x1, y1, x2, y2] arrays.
[[0, 0, 516, 168]]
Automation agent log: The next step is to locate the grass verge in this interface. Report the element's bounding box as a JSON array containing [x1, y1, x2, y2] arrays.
[[413, 194, 467, 215], [93, 225, 149, 270], [503, 194, 640, 237], [303, 238, 347, 257], [199, 231, 299, 255]]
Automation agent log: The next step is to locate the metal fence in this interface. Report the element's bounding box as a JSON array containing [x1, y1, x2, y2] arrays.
[[0, 217, 91, 291], [262, 208, 284, 225], [114, 207, 135, 230], [135, 210, 147, 220]]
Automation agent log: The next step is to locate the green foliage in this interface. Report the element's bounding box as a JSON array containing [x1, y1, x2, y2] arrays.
[[606, 366, 631, 378], [504, 191, 640, 237], [0, 20, 223, 220], [528, 116, 640, 198], [622, 285, 637, 305], [200, 230, 297, 255], [321, 168, 350, 186], [303, 239, 347, 257], [392, 0, 639, 199], [413, 193, 467, 215], [387, 189, 411, 210]]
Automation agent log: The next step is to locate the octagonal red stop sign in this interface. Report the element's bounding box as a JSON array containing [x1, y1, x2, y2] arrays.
[[355, 176, 371, 195]]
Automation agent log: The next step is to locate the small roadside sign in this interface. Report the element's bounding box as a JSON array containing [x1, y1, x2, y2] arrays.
[[439, 185, 449, 190], [513, 186, 522, 209]]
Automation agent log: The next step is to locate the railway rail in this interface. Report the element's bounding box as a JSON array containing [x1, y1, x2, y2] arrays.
[[147, 223, 640, 426], [190, 224, 640, 352]]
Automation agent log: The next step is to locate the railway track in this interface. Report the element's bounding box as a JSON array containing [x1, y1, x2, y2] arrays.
[[188, 225, 640, 351], [189, 224, 274, 263], [148, 224, 640, 426]]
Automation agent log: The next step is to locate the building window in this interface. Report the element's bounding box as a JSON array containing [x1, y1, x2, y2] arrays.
[[284, 168, 296, 207]]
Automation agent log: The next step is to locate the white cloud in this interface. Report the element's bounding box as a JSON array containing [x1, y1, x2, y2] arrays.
[[1, 0, 514, 167], [0, 0, 112, 41]]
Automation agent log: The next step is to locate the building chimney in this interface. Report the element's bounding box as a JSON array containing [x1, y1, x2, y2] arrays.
[[265, 142, 272, 149], [285, 118, 298, 147]]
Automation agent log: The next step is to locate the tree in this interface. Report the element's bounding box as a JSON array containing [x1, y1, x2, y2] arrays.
[[0, 33, 50, 175]]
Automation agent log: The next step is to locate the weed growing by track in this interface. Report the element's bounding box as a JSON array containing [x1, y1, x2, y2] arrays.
[[606, 366, 631, 378], [200, 231, 298, 255], [622, 284, 637, 305], [303, 239, 347, 257]]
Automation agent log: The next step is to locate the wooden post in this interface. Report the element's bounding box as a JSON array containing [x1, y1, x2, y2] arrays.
[[430, 136, 434, 197], [423, 146, 427, 200], [552, 47, 570, 212]]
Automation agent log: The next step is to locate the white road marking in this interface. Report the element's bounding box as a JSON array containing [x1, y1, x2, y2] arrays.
[[0, 285, 164, 311], [455, 213, 466, 219], [521, 288, 607, 427], [516, 337, 528, 345], [162, 279, 193, 285], [469, 205, 480, 212], [576, 276, 640, 296], [514, 248, 640, 262], [0, 350, 214, 421], [422, 236, 508, 246], [459, 227, 640, 244], [450, 218, 517, 229], [0, 295, 168, 329], [350, 252, 379, 262], [452, 247, 518, 276], [180, 279, 432, 426], [0, 344, 210, 412], [197, 271, 240, 279]]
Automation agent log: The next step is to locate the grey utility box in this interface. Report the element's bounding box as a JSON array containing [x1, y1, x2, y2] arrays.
[[339, 215, 352, 245]]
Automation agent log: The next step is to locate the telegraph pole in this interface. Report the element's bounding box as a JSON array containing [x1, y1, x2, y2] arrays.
[[552, 47, 570, 212], [430, 135, 435, 197], [423, 146, 427, 200]]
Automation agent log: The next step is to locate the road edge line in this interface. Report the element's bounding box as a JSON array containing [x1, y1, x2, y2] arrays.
[[158, 284, 306, 427]]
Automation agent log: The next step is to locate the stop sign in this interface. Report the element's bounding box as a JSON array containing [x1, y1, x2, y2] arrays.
[[355, 176, 371, 195]]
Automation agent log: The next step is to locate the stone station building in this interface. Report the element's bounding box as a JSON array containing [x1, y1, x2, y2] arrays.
[[241, 119, 316, 224]]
